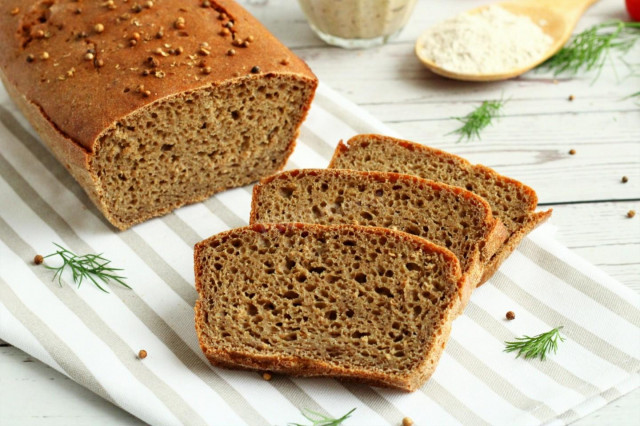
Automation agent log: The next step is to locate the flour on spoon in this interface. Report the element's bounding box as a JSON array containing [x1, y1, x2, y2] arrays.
[[418, 6, 553, 75]]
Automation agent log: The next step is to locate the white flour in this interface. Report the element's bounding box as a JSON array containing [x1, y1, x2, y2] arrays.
[[418, 6, 553, 75]]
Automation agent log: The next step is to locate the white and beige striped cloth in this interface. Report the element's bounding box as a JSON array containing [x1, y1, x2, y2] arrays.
[[0, 82, 638, 426]]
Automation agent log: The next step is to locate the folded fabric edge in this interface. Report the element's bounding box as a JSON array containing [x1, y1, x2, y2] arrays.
[[542, 373, 640, 426]]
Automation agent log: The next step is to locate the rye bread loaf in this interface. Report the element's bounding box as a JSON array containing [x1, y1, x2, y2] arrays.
[[0, 0, 317, 230], [329, 134, 552, 285], [250, 169, 508, 296], [194, 223, 464, 391]]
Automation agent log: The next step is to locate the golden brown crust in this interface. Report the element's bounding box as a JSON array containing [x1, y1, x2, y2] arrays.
[[194, 222, 465, 391], [479, 209, 552, 284], [0, 0, 316, 149]]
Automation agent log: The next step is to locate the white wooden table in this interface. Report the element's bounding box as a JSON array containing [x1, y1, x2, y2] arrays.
[[1, 0, 638, 424]]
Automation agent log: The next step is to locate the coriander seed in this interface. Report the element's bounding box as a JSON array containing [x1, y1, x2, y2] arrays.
[[138, 349, 147, 359], [34, 255, 44, 265], [262, 372, 272, 381], [26, 54, 35, 63], [40, 51, 50, 60], [202, 66, 212, 75], [622, 176, 629, 183], [506, 311, 515, 320], [251, 65, 260, 74], [227, 48, 236, 56], [174, 17, 185, 29], [202, 0, 211, 7], [628, 210, 636, 218], [402, 417, 414, 426], [84, 52, 94, 61], [569, 149, 576, 155], [94, 23, 105, 33], [96, 59, 105, 68], [568, 95, 575, 101], [144, 1, 154, 8]]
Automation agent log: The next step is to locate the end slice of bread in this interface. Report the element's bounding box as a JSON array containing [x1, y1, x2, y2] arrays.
[[329, 135, 552, 285], [250, 169, 508, 297], [194, 223, 464, 391]]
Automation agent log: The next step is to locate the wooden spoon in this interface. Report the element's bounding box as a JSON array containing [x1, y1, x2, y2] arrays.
[[415, 0, 600, 81]]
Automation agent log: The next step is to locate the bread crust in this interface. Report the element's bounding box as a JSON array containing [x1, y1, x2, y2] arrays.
[[250, 168, 508, 293], [194, 223, 465, 391], [330, 135, 552, 286], [0, 0, 318, 230]]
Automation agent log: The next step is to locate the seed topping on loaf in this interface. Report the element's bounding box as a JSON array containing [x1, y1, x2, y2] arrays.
[[2, 0, 314, 148]]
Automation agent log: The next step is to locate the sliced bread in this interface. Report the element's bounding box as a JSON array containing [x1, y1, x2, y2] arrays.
[[329, 134, 552, 285], [250, 169, 508, 295], [194, 223, 464, 391]]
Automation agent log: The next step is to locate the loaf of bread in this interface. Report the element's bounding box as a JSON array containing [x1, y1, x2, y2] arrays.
[[329, 134, 552, 285], [0, 0, 317, 230], [194, 223, 464, 391], [250, 169, 508, 296]]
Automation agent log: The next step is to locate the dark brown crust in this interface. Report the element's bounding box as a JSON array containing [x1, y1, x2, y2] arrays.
[[249, 168, 509, 292], [330, 135, 552, 287], [193, 223, 465, 391], [0, 0, 318, 230], [480, 210, 552, 283]]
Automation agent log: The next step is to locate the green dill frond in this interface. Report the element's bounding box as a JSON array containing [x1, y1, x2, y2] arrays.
[[504, 326, 566, 361], [449, 98, 507, 142], [42, 243, 131, 293], [289, 408, 356, 426], [540, 21, 640, 81]]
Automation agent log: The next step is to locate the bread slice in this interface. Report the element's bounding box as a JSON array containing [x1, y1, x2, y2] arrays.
[[329, 134, 552, 285], [194, 223, 464, 391], [250, 169, 508, 296]]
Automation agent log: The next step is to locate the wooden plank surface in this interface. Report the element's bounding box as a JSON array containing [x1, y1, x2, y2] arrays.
[[1, 0, 638, 425]]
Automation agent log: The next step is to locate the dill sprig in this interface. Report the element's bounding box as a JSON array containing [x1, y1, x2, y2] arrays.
[[42, 243, 131, 293], [504, 326, 566, 361], [288, 408, 356, 426], [449, 98, 507, 142], [540, 21, 640, 81]]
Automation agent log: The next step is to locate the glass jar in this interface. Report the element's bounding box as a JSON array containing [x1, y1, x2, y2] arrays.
[[298, 0, 418, 49]]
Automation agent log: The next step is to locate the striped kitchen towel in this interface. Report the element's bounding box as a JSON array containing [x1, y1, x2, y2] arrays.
[[0, 82, 638, 426]]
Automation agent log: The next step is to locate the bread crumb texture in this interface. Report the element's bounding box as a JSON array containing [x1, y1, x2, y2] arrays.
[[195, 223, 462, 390], [252, 169, 493, 275], [92, 76, 313, 227]]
